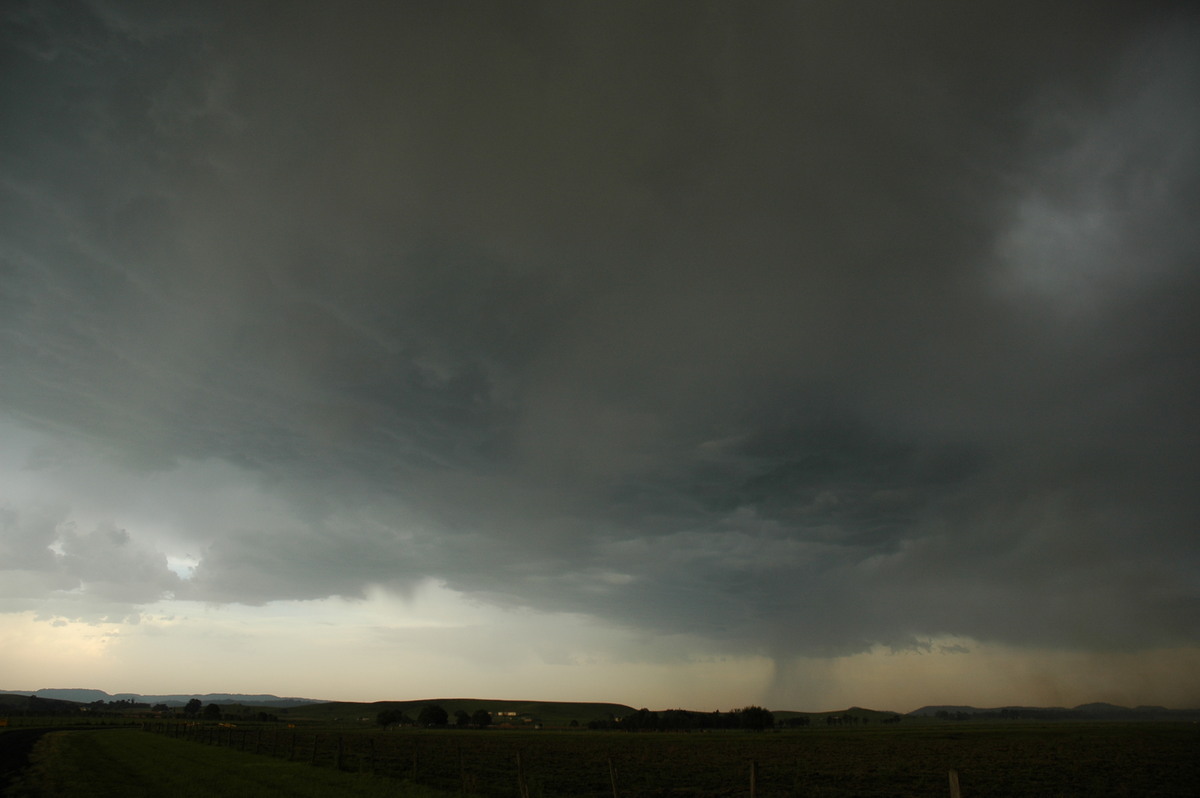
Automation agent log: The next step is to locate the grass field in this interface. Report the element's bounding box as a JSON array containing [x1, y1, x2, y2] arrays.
[[364, 722, 1200, 797], [4, 728, 448, 798], [8, 721, 1199, 797]]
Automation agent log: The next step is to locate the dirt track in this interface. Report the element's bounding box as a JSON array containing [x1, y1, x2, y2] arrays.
[[0, 728, 56, 793], [0, 727, 114, 794]]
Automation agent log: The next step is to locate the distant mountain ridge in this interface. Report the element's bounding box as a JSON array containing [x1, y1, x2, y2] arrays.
[[4, 689, 1197, 719], [907, 703, 1196, 720], [0, 688, 325, 707]]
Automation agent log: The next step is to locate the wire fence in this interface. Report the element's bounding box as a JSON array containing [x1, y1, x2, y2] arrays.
[[139, 721, 976, 797]]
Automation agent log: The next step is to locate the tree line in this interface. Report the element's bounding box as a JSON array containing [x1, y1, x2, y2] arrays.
[[0, 694, 281, 721], [377, 704, 493, 728], [371, 704, 902, 731], [375, 704, 779, 731], [588, 706, 776, 731], [179, 698, 278, 722]]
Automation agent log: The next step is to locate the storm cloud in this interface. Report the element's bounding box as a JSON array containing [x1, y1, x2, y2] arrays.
[[2, 0, 1198, 698]]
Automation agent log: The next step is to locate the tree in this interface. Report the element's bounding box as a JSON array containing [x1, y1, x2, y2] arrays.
[[417, 704, 448, 727], [454, 710, 470, 727], [622, 708, 659, 731], [377, 708, 413, 727], [472, 709, 492, 728], [184, 698, 202, 717], [737, 705, 774, 730], [203, 703, 222, 719]]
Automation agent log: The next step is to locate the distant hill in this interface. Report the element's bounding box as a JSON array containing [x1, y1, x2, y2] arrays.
[[0, 690, 634, 725], [4, 689, 1196, 722], [294, 700, 913, 728], [908, 703, 1200, 721], [0, 688, 112, 704], [0, 688, 325, 708], [290, 698, 638, 727], [908, 705, 1054, 717], [0, 693, 84, 715], [773, 706, 901, 723]]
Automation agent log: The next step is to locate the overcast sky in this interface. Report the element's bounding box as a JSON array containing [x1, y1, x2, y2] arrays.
[[2, 0, 1198, 713]]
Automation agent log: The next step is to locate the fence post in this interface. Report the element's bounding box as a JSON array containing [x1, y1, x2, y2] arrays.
[[608, 757, 619, 798], [335, 735, 344, 771], [516, 749, 529, 798], [750, 760, 757, 798], [312, 734, 321, 766], [949, 770, 962, 798]]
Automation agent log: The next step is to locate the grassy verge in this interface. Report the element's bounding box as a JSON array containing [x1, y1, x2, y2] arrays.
[[6, 728, 453, 797]]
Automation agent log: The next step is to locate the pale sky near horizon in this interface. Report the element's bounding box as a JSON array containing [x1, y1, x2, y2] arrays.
[[2, 1, 1199, 714]]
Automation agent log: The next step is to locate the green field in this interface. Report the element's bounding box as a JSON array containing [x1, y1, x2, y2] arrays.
[[343, 722, 1200, 797], [8, 721, 1199, 797], [4, 728, 446, 797]]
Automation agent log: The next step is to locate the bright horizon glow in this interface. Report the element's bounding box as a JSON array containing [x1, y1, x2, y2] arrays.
[[4, 581, 1198, 713]]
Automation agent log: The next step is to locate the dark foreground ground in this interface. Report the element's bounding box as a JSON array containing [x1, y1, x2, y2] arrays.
[[5, 721, 1199, 797], [0, 728, 115, 794], [0, 729, 47, 793]]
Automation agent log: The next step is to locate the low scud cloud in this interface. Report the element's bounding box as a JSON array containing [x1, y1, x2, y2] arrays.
[[1, 1, 1198, 710]]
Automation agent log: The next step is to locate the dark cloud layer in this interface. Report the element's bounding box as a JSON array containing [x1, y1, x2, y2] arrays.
[[3, 1, 1198, 659]]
